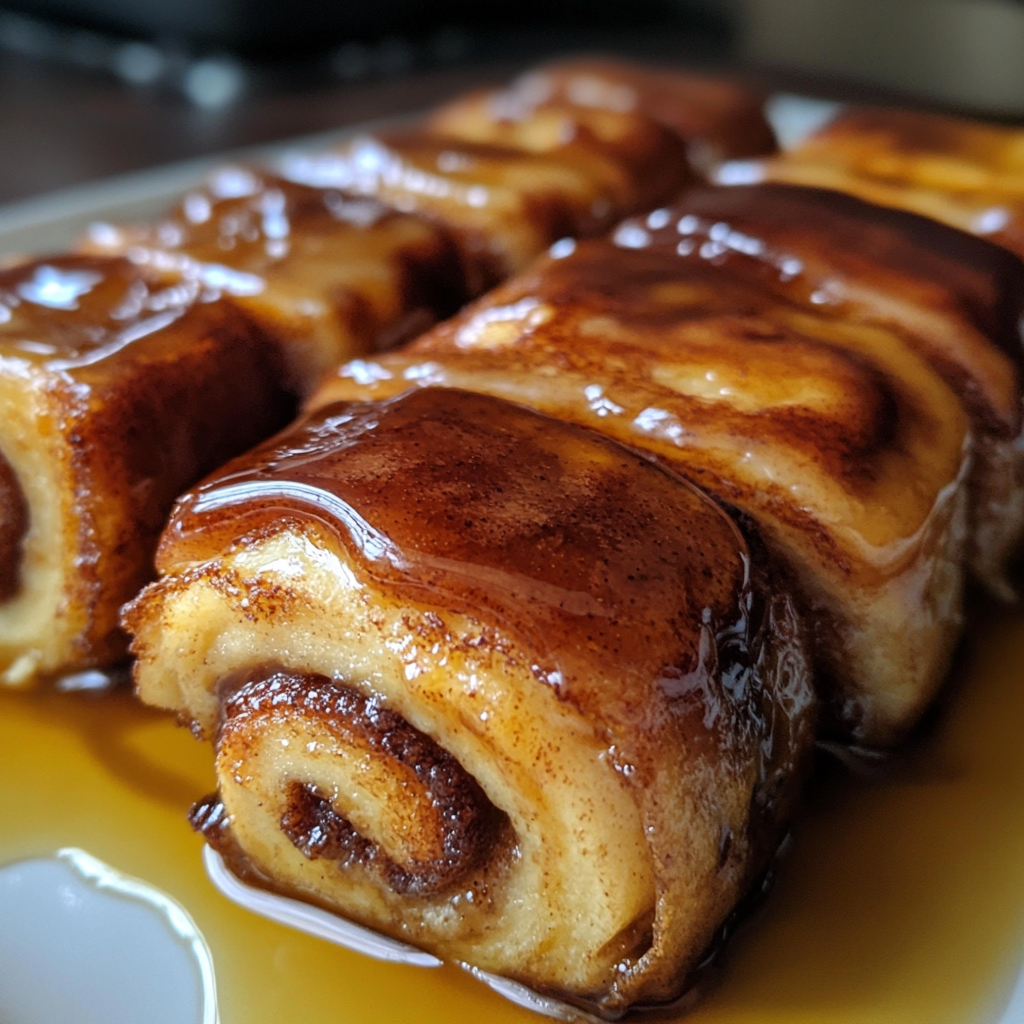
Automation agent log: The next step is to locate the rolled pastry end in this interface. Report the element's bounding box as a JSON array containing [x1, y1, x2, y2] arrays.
[[127, 528, 660, 1002], [0, 255, 294, 687], [126, 388, 815, 1011]]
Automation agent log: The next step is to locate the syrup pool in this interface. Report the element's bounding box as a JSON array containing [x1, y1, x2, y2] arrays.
[[0, 593, 1022, 1024]]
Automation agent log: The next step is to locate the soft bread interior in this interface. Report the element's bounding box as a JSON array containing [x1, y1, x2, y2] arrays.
[[128, 523, 657, 998]]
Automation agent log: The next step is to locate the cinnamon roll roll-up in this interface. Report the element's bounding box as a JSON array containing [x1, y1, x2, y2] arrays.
[[125, 387, 814, 1012], [279, 88, 694, 282], [83, 168, 471, 394], [0, 255, 292, 686], [625, 183, 1024, 595], [432, 57, 776, 176], [313, 237, 972, 745], [744, 106, 1024, 259]]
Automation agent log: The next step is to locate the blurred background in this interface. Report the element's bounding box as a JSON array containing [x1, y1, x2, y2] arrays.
[[1, 0, 1023, 205]]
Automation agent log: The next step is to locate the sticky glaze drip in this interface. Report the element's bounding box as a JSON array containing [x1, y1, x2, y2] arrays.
[[0, 448, 27, 602]]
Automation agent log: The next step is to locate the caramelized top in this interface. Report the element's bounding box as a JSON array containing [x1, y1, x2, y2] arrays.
[[511, 57, 777, 169], [617, 183, 1024, 432], [0, 255, 202, 375], [425, 82, 693, 210], [802, 107, 1024, 192], [83, 168, 471, 359], [164, 382, 804, 784], [163, 387, 750, 697], [757, 106, 1024, 258], [280, 126, 687, 277], [313, 239, 968, 575], [161, 385, 814, 1007], [0, 253, 293, 662], [87, 167, 463, 292], [87, 167, 384, 271]]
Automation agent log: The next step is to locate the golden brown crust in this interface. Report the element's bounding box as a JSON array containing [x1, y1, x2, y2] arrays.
[[311, 237, 972, 744], [0, 254, 294, 683], [82, 169, 472, 393], [316, 241, 966, 560], [131, 386, 814, 1008], [278, 60, 701, 286], [162, 388, 752, 647], [640, 183, 1024, 430], [626, 184, 1024, 594], [511, 57, 778, 169], [280, 130, 686, 283], [755, 106, 1024, 259], [424, 83, 695, 212]]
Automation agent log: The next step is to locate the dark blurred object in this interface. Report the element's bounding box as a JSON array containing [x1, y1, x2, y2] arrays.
[[743, 0, 1024, 116], [0, 14, 737, 206], [2, 0, 688, 54]]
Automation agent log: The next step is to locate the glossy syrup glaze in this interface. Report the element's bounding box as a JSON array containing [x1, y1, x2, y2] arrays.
[[0, 253, 293, 498], [0, 253, 193, 620], [82, 167, 473, 386], [163, 387, 754, 713], [166, 388, 808, 792], [808, 107, 1024, 189], [157, 385, 815, 1008], [424, 84, 694, 213], [620, 183, 1024, 431], [316, 238, 968, 572], [0, 254, 199, 369], [279, 124, 689, 280], [110, 166, 401, 269], [756, 106, 1024, 259], [503, 58, 777, 169]]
